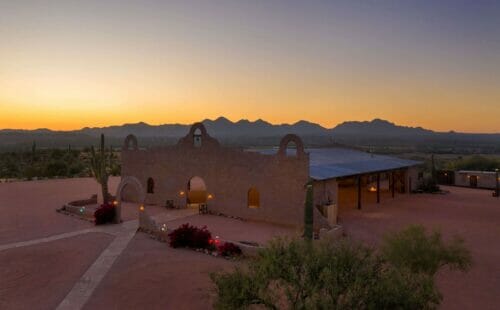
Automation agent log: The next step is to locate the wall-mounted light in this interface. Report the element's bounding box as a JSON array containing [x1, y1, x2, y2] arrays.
[[113, 200, 118, 206], [207, 194, 214, 200], [139, 205, 145, 211], [179, 190, 185, 197]]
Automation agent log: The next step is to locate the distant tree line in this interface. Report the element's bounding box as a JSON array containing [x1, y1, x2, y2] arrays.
[[445, 155, 500, 171], [0, 143, 120, 180]]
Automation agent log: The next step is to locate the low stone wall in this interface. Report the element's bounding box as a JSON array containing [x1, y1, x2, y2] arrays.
[[61, 204, 96, 218], [319, 225, 344, 240], [137, 211, 263, 257]]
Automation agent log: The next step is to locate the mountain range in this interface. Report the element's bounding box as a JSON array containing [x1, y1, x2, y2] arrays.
[[0, 117, 499, 153]]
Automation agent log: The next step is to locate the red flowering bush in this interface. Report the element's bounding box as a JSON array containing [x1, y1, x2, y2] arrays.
[[94, 203, 115, 225], [217, 242, 242, 257], [168, 223, 212, 249]]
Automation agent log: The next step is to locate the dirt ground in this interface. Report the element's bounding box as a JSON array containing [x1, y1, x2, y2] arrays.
[[0, 178, 499, 309], [340, 186, 500, 310]]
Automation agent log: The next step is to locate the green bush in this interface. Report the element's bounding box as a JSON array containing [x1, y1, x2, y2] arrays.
[[211, 225, 471, 309], [381, 225, 472, 276]]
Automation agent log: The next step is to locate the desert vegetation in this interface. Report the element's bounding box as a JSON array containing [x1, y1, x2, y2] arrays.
[[0, 142, 120, 180], [168, 223, 242, 258], [89, 134, 115, 204], [444, 155, 499, 171], [211, 225, 471, 309]]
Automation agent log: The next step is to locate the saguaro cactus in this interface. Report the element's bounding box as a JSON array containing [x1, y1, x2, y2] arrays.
[[90, 134, 110, 205], [431, 154, 437, 181], [304, 183, 314, 240]]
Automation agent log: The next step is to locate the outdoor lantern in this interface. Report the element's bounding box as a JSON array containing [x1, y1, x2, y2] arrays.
[[207, 193, 214, 200], [179, 190, 185, 197], [139, 205, 145, 211], [113, 200, 118, 206]]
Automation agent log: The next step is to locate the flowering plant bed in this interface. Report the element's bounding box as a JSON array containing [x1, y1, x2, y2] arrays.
[[168, 223, 242, 259], [168, 223, 213, 249], [94, 203, 116, 225]]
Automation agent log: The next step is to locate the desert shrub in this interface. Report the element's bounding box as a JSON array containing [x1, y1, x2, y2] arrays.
[[381, 225, 472, 276], [94, 203, 116, 225], [168, 223, 212, 249], [217, 242, 242, 257], [45, 160, 68, 177], [211, 225, 471, 310], [418, 176, 440, 193]]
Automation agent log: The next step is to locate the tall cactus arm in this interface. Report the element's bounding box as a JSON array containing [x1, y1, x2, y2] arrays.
[[304, 183, 314, 241]]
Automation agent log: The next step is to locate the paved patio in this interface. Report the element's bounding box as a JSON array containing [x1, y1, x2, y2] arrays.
[[0, 178, 499, 309]]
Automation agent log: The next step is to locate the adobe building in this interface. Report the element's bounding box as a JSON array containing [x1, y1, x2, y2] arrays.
[[453, 170, 499, 190], [119, 123, 420, 229]]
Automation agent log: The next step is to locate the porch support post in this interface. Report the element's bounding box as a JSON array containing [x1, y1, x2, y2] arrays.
[[376, 173, 380, 204], [496, 169, 499, 198], [357, 175, 362, 210]]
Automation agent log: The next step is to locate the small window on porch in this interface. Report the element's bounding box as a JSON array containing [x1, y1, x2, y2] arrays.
[[248, 187, 260, 208], [147, 177, 155, 194]]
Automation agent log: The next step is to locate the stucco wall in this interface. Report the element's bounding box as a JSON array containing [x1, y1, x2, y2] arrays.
[[454, 171, 498, 189], [312, 179, 339, 207], [121, 123, 310, 228], [407, 166, 419, 192]]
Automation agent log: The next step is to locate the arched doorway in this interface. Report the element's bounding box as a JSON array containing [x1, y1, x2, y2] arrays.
[[187, 176, 207, 208], [115, 176, 146, 222]]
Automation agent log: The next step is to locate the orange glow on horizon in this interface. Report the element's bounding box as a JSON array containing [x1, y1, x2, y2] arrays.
[[1, 1, 500, 134], [1, 69, 498, 133]]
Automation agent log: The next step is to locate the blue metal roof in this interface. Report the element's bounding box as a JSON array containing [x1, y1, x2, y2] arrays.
[[249, 147, 421, 181]]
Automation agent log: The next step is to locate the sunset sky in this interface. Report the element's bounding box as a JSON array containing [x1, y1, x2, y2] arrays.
[[1, 0, 499, 132]]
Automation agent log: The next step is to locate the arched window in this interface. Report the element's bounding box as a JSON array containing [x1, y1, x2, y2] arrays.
[[147, 177, 155, 194], [248, 187, 260, 208], [123, 134, 138, 150], [194, 128, 202, 147], [285, 141, 297, 157], [278, 134, 305, 158]]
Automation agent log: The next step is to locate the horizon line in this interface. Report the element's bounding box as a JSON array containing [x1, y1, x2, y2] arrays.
[[0, 116, 499, 135]]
